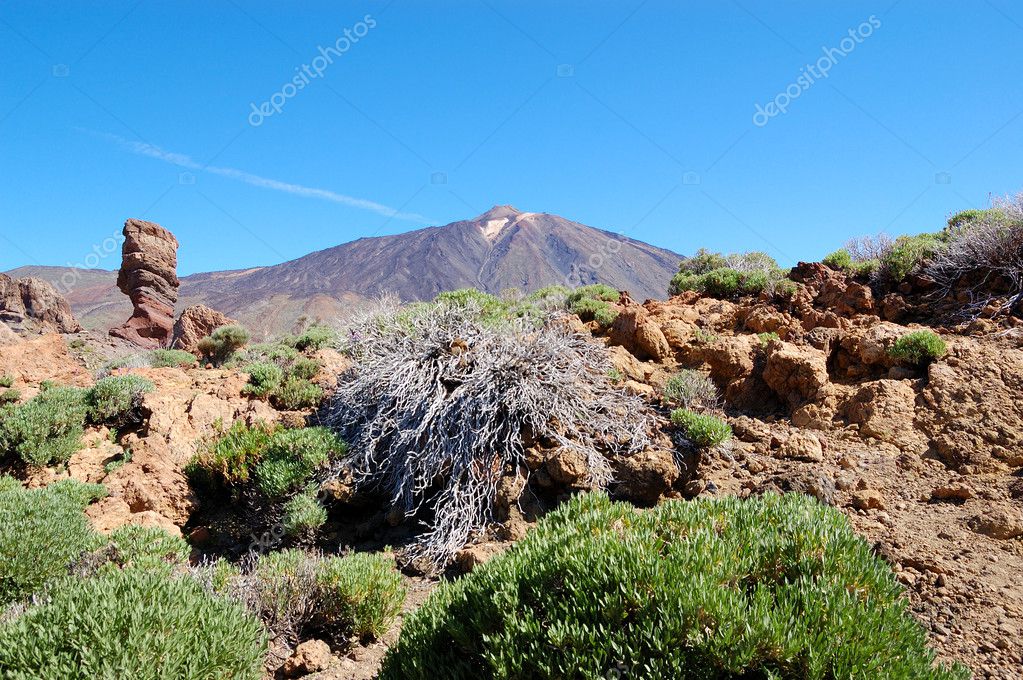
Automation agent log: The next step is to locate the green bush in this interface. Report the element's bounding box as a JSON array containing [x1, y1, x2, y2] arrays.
[[251, 548, 313, 628], [879, 232, 946, 283], [381, 493, 967, 680], [242, 342, 299, 365], [671, 266, 778, 299], [670, 250, 786, 298], [946, 208, 992, 229], [526, 284, 570, 308], [254, 427, 342, 498], [291, 356, 321, 380], [242, 361, 284, 398], [0, 569, 266, 680], [0, 374, 13, 388], [663, 370, 718, 409], [197, 324, 251, 364], [249, 549, 406, 642], [283, 492, 327, 537], [670, 408, 732, 448], [822, 248, 853, 270], [316, 553, 406, 639], [86, 375, 154, 425], [271, 376, 324, 410], [0, 482, 102, 605], [104, 525, 190, 573], [569, 297, 618, 327], [0, 388, 19, 406], [566, 284, 619, 305], [295, 324, 337, 351], [0, 386, 89, 466], [757, 331, 780, 345], [44, 478, 107, 506], [149, 349, 197, 368], [189, 423, 345, 499], [852, 258, 880, 278], [888, 330, 947, 366]]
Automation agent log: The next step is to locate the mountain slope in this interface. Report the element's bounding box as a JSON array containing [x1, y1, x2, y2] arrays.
[[8, 205, 682, 335]]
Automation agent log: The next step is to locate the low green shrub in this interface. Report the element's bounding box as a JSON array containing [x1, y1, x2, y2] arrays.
[[566, 284, 619, 305], [186, 421, 276, 487], [254, 427, 342, 498], [0, 569, 266, 679], [888, 330, 947, 366], [570, 297, 618, 327], [251, 548, 314, 630], [189, 423, 345, 500], [197, 325, 251, 364], [104, 525, 190, 573], [662, 370, 717, 409], [271, 376, 324, 410], [946, 208, 992, 229], [381, 493, 967, 680], [879, 232, 947, 283], [822, 248, 853, 270], [0, 388, 19, 406], [248, 549, 406, 642], [0, 386, 89, 466], [242, 342, 299, 365], [852, 258, 880, 277], [0, 482, 103, 605], [295, 324, 337, 351], [86, 375, 154, 425], [242, 361, 284, 398], [283, 492, 327, 537], [44, 478, 108, 506], [149, 349, 197, 368], [669, 250, 787, 298], [0, 374, 13, 388], [316, 553, 407, 639], [291, 356, 321, 381], [670, 408, 732, 448], [566, 285, 620, 326], [526, 284, 571, 308]]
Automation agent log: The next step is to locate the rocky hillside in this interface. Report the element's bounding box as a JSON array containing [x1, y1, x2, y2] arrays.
[[7, 206, 681, 336], [591, 264, 1023, 677]]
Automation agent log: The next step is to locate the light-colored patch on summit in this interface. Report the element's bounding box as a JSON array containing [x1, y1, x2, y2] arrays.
[[481, 212, 537, 242], [482, 218, 509, 241]]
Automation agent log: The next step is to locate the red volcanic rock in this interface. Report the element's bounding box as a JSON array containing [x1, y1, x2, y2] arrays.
[[172, 304, 236, 355], [110, 219, 179, 349], [0, 273, 82, 334]]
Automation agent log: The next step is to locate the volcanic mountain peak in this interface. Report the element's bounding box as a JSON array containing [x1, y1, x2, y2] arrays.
[[8, 205, 683, 335], [474, 205, 537, 242]]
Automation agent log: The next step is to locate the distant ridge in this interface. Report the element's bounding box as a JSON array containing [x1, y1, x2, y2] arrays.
[[8, 205, 682, 335]]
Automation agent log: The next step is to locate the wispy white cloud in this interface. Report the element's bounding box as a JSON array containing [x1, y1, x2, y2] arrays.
[[86, 130, 432, 223]]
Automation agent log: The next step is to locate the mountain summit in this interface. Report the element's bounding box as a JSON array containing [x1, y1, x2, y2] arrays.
[[8, 206, 682, 334]]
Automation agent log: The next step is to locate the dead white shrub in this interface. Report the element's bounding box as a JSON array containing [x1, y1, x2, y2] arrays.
[[663, 369, 719, 410], [844, 233, 894, 262], [925, 193, 1023, 317], [321, 300, 655, 569]]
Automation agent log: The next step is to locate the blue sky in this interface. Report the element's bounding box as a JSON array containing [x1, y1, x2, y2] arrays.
[[1, 1, 1022, 275]]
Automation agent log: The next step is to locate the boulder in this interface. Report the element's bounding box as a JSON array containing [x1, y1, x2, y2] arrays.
[[110, 219, 179, 349], [282, 640, 336, 677], [172, 304, 236, 354], [608, 301, 671, 361], [841, 379, 927, 453], [0, 273, 81, 334], [762, 341, 829, 408]]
